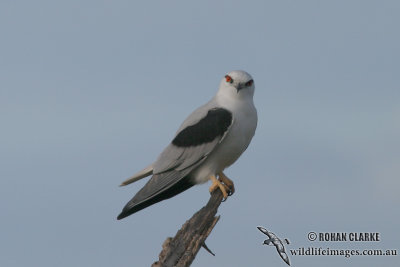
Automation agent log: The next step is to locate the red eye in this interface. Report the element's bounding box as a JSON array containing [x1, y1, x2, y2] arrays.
[[225, 75, 233, 83], [245, 80, 253, 87]]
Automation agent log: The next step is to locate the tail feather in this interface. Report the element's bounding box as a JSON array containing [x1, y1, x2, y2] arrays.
[[117, 176, 194, 220], [119, 164, 153, 186]]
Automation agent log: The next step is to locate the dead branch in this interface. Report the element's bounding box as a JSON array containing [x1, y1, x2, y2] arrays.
[[152, 189, 224, 267]]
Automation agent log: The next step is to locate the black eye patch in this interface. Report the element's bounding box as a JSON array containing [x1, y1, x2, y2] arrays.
[[245, 79, 253, 87]]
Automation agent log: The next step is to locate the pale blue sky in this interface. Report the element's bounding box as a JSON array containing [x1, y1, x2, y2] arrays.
[[1, 1, 399, 266]]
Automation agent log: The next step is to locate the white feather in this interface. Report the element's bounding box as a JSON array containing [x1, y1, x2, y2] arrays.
[[120, 164, 153, 186]]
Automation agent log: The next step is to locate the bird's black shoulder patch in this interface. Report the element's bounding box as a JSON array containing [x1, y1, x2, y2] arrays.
[[172, 108, 233, 147]]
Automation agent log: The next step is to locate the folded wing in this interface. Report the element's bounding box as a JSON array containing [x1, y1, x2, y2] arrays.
[[117, 107, 233, 219]]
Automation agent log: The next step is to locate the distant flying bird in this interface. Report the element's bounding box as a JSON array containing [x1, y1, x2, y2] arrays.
[[117, 70, 257, 220], [257, 227, 291, 266]]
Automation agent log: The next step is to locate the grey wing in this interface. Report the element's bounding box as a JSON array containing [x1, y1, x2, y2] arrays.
[[118, 166, 197, 217], [135, 142, 220, 197], [258, 226, 272, 238], [135, 104, 233, 197], [152, 100, 219, 173], [117, 143, 217, 220], [117, 103, 233, 219], [152, 102, 233, 174], [152, 138, 220, 174]]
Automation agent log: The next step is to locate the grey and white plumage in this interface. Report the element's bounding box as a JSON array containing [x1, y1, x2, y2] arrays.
[[117, 70, 257, 220], [257, 227, 291, 266]]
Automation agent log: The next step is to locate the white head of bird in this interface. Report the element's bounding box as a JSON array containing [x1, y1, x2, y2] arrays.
[[216, 70, 255, 101]]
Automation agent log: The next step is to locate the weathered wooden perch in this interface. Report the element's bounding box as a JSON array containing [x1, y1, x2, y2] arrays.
[[152, 189, 224, 267]]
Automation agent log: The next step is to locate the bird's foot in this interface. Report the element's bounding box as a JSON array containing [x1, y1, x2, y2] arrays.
[[218, 172, 235, 196], [209, 175, 230, 201]]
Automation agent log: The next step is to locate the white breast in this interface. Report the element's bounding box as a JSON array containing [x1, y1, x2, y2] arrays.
[[192, 97, 257, 184], [215, 99, 257, 168]]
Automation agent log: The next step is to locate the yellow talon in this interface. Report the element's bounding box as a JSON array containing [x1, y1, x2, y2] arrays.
[[209, 175, 229, 200], [218, 172, 235, 196]]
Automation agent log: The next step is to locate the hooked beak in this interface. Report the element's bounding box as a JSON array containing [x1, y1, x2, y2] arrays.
[[236, 83, 245, 93]]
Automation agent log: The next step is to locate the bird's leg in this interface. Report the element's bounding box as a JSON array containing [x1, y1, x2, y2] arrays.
[[218, 172, 235, 196], [209, 175, 229, 201]]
